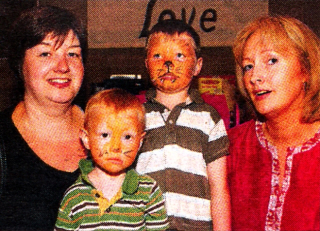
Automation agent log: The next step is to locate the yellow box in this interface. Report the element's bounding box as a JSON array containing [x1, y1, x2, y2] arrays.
[[198, 77, 223, 95]]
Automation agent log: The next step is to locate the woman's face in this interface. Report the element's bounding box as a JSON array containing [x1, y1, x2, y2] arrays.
[[241, 32, 307, 119], [22, 30, 84, 105]]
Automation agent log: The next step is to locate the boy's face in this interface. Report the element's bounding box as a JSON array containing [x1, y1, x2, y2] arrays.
[[81, 107, 145, 175], [146, 32, 202, 94]]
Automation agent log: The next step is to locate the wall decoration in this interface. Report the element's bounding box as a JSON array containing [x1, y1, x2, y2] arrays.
[[88, 0, 268, 48]]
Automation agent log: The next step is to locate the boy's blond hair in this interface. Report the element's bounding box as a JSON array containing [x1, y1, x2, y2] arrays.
[[84, 88, 145, 130]]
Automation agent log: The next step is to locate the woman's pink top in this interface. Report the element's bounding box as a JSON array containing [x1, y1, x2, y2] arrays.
[[228, 120, 320, 231]]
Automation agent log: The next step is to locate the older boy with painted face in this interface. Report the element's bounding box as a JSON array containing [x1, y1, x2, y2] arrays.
[[135, 20, 231, 230], [55, 88, 168, 231]]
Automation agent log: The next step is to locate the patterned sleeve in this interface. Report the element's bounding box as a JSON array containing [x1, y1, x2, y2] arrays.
[[55, 210, 75, 231], [54, 190, 78, 231], [145, 181, 169, 230]]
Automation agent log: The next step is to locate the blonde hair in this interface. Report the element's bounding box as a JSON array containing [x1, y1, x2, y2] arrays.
[[84, 88, 145, 130], [233, 15, 320, 123]]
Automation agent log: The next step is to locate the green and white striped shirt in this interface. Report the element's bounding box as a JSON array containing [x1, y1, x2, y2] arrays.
[[55, 159, 168, 231]]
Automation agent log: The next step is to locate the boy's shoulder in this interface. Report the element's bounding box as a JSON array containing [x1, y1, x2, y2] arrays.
[[58, 176, 92, 212], [64, 175, 90, 195], [125, 168, 157, 185], [123, 169, 162, 197]]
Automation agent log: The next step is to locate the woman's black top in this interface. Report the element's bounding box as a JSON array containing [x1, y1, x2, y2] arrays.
[[0, 107, 79, 231]]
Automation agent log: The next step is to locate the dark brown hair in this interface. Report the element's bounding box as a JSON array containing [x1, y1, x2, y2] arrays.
[[8, 5, 87, 84], [146, 19, 201, 58]]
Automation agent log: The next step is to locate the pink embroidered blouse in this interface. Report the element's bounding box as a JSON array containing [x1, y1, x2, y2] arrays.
[[228, 120, 320, 231]]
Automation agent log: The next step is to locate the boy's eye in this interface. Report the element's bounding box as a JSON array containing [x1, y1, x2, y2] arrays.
[[101, 133, 109, 138], [268, 58, 278, 65], [153, 54, 161, 59], [177, 53, 185, 58], [124, 134, 132, 140]]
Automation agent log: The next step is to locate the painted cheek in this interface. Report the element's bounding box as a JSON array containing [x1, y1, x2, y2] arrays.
[[152, 61, 163, 71], [149, 68, 162, 82]]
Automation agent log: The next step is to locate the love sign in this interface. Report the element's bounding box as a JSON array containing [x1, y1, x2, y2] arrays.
[[88, 0, 268, 48]]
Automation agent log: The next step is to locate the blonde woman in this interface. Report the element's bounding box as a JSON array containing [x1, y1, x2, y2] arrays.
[[228, 16, 320, 230]]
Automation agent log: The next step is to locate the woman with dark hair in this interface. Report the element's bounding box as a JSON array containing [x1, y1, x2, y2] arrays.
[[0, 6, 87, 230], [228, 16, 320, 230]]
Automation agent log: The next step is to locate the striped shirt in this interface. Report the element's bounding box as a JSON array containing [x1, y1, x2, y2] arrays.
[[135, 88, 229, 230], [55, 159, 168, 231]]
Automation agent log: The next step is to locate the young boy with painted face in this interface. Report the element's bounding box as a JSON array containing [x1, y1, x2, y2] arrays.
[[55, 88, 168, 231], [135, 20, 231, 230]]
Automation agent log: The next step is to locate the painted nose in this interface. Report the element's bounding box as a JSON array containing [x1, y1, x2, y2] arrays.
[[106, 137, 122, 154], [164, 61, 173, 71], [54, 55, 70, 73]]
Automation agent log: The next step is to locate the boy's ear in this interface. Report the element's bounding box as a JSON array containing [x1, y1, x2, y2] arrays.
[[139, 132, 146, 149], [194, 57, 203, 76], [80, 129, 90, 150]]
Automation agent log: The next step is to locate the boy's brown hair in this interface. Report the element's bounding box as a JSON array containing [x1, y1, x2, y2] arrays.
[[145, 19, 201, 58], [84, 88, 145, 130]]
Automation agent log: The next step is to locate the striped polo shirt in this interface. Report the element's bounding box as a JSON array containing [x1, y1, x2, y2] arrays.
[[55, 159, 168, 231], [135, 88, 229, 230]]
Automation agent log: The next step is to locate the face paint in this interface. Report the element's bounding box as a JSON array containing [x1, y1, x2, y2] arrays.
[[82, 108, 145, 175], [146, 32, 202, 94]]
